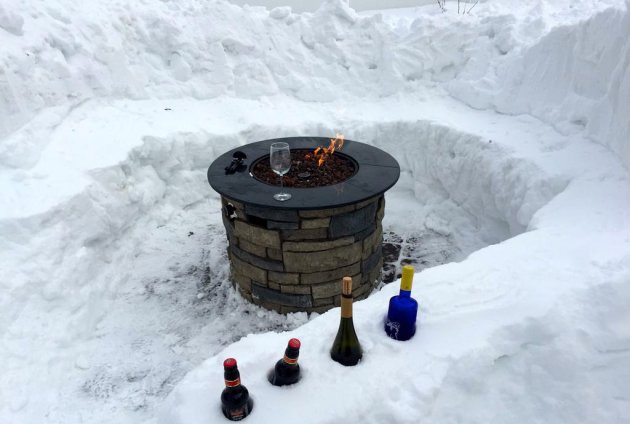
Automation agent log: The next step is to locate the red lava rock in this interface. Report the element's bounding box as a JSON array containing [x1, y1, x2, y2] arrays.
[[252, 149, 356, 188]]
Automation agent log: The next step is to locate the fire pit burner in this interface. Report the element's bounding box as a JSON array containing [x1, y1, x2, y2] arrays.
[[251, 149, 357, 188], [208, 137, 400, 314]]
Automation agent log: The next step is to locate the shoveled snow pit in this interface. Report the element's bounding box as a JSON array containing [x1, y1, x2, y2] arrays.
[[208, 136, 400, 313]]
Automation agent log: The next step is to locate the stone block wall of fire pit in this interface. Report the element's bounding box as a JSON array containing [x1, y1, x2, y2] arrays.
[[221, 194, 384, 314]]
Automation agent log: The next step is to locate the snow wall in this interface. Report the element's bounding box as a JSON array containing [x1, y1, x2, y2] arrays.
[[0, 117, 566, 424], [0, 117, 563, 353], [448, 1, 630, 172], [0, 0, 628, 170], [227, 0, 436, 13]]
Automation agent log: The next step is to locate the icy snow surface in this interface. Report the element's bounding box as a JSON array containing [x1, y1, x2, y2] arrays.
[[0, 0, 629, 423]]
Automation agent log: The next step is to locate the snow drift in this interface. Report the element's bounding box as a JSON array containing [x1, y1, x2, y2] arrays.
[[448, 0, 630, 170], [1, 0, 628, 169], [1, 0, 629, 423]]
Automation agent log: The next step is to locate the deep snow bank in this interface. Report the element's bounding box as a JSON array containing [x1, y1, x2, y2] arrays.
[[448, 1, 630, 170], [2, 0, 628, 170], [0, 0, 399, 155], [0, 94, 578, 422], [352, 121, 566, 237]]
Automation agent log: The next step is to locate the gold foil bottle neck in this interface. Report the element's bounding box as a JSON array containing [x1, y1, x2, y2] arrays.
[[342, 277, 353, 295]]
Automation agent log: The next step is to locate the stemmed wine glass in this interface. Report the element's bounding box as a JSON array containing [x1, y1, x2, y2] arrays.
[[270, 142, 292, 201]]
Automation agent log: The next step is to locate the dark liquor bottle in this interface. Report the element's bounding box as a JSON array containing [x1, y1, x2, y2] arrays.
[[221, 358, 253, 421], [385, 265, 418, 341], [330, 276, 363, 366], [268, 338, 301, 386]]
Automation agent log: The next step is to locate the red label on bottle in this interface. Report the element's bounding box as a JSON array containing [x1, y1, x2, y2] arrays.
[[224, 378, 241, 387], [283, 355, 298, 365]]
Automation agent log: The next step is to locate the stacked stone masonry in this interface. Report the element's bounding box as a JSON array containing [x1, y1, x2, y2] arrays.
[[221, 195, 385, 314]]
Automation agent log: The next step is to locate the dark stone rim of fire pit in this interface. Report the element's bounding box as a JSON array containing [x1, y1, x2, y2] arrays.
[[207, 136, 400, 210]]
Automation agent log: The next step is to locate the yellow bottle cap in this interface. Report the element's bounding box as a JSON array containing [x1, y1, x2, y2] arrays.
[[401, 265, 414, 291]]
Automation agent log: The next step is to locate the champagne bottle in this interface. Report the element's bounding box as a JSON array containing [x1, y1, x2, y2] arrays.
[[268, 338, 301, 386], [384, 265, 418, 341], [330, 276, 363, 366], [221, 358, 253, 421]]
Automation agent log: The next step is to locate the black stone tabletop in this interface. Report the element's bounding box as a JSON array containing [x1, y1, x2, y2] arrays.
[[207, 136, 400, 210]]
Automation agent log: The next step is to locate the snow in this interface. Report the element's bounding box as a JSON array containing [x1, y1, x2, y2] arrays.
[[447, 0, 630, 172], [0, 0, 629, 423]]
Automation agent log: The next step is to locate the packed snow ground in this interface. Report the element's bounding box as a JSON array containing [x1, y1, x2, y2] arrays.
[[0, 0, 629, 423]]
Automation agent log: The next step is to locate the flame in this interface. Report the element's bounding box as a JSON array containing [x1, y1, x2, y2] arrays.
[[310, 133, 345, 167]]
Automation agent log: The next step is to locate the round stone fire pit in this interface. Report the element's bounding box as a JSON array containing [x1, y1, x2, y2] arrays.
[[208, 137, 400, 314]]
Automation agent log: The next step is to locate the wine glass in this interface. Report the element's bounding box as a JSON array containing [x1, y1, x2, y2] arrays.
[[270, 142, 292, 201]]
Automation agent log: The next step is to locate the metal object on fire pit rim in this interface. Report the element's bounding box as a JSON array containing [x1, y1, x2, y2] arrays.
[[208, 137, 399, 210]]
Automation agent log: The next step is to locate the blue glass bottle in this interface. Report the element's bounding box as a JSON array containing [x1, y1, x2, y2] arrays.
[[385, 265, 418, 341]]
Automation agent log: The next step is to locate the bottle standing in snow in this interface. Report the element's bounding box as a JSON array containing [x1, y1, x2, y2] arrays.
[[268, 338, 301, 386], [221, 358, 253, 421], [330, 276, 363, 366], [384, 265, 419, 341]]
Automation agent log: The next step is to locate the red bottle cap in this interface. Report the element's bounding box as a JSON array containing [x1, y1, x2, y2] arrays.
[[223, 358, 237, 368], [288, 338, 301, 349]]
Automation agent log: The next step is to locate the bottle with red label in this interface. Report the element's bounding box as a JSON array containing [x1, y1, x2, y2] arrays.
[[221, 358, 253, 421], [268, 338, 301, 386]]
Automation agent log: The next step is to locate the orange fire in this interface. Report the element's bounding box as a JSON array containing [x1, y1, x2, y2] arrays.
[[309, 133, 345, 167]]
